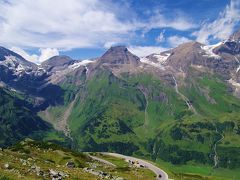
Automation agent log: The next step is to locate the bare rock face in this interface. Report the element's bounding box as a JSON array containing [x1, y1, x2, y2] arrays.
[[98, 46, 140, 66], [213, 41, 240, 55], [165, 42, 203, 72]]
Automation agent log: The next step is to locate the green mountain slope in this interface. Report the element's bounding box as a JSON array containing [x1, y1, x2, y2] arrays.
[[0, 87, 67, 147], [41, 66, 240, 179], [0, 139, 155, 179]]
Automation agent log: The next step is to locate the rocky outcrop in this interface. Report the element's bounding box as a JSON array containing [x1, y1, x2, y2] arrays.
[[41, 55, 75, 73], [98, 46, 140, 66]]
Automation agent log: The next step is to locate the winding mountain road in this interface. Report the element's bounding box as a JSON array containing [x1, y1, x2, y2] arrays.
[[102, 152, 168, 180]]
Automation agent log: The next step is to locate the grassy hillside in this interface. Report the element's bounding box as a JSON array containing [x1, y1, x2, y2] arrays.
[[0, 87, 68, 147], [0, 139, 155, 179], [148, 71, 240, 179], [41, 68, 240, 179]]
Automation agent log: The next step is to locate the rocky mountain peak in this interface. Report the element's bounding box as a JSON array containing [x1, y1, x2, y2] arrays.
[[108, 45, 128, 52], [41, 55, 74, 66], [0, 46, 36, 68], [0, 46, 23, 61], [213, 30, 240, 55], [98, 46, 140, 66], [165, 41, 203, 70], [41, 55, 75, 72]]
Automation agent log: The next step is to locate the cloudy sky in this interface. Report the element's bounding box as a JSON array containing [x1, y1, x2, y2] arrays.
[[0, 0, 240, 63]]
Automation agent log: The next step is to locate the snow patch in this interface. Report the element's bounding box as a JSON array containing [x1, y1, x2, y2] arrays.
[[237, 66, 240, 73], [201, 42, 222, 59], [16, 64, 25, 72], [0, 81, 6, 87], [152, 53, 171, 64], [140, 53, 170, 70], [0, 56, 17, 68], [0, 56, 31, 75], [234, 56, 240, 73], [85, 66, 89, 74], [228, 78, 240, 88], [68, 59, 94, 70], [37, 67, 45, 71], [34, 67, 46, 76], [140, 57, 165, 70], [191, 64, 206, 71]]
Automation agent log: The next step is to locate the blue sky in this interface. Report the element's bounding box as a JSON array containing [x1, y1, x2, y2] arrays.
[[0, 0, 240, 63]]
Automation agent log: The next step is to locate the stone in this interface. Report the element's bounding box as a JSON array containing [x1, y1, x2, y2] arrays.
[[35, 166, 41, 175], [4, 163, 10, 169], [115, 177, 124, 180], [49, 169, 58, 176], [66, 161, 75, 168], [49, 169, 68, 179], [58, 171, 68, 177], [37, 170, 44, 176]]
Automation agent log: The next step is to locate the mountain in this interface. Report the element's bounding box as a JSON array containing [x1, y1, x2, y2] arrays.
[[0, 87, 68, 147], [0, 47, 70, 147], [0, 30, 240, 179], [0, 46, 36, 68], [98, 46, 140, 65], [41, 55, 75, 72]]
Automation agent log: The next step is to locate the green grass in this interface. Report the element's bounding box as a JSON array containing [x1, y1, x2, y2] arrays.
[[38, 69, 240, 178], [90, 153, 129, 167], [0, 87, 56, 147], [0, 139, 157, 179], [155, 158, 240, 180]]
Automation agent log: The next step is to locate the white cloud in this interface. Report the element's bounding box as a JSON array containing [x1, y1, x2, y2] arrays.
[[193, 0, 240, 44], [167, 36, 190, 47], [10, 47, 59, 64], [10, 47, 38, 63], [104, 42, 118, 49], [38, 48, 59, 63], [0, 0, 134, 49], [128, 46, 167, 57], [0, 0, 197, 50], [148, 13, 197, 31], [156, 30, 165, 43]]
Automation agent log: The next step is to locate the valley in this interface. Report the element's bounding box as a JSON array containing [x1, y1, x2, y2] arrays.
[[0, 30, 240, 179]]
